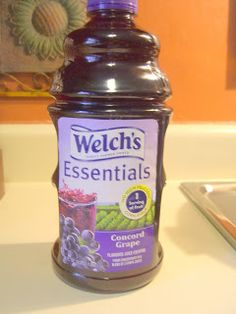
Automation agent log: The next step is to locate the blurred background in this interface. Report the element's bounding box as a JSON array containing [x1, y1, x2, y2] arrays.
[[0, 0, 236, 123]]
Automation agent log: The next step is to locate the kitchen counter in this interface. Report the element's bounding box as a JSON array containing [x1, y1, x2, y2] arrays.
[[0, 181, 235, 314], [0, 124, 236, 313]]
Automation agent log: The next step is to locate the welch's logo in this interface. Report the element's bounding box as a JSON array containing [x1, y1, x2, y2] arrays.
[[70, 125, 145, 161]]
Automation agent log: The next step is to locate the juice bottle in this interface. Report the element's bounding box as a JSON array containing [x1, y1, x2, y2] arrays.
[[49, 0, 172, 292]]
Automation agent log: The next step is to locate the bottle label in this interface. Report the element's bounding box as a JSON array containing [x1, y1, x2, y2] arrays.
[[58, 118, 158, 273]]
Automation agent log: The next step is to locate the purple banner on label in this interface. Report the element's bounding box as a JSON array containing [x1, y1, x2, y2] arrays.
[[95, 225, 154, 272]]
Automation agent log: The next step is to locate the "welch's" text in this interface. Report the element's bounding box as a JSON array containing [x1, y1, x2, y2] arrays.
[[70, 125, 145, 161]]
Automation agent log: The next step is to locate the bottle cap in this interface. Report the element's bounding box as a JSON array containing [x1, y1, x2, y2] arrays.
[[87, 0, 138, 14]]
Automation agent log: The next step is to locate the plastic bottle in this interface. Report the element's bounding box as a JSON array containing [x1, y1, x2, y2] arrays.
[[49, 0, 172, 293]]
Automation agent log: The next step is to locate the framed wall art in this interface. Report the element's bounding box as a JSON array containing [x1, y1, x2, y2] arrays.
[[0, 0, 87, 97]]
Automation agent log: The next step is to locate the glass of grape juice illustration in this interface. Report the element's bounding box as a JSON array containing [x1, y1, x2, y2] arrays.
[[59, 185, 97, 233]]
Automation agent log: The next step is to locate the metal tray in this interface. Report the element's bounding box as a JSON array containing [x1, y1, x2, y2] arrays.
[[180, 182, 236, 250]]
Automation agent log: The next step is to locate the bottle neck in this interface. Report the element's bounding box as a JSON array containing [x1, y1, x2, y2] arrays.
[[87, 9, 135, 27]]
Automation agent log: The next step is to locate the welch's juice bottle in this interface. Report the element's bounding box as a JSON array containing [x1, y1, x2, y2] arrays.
[[49, 0, 172, 292]]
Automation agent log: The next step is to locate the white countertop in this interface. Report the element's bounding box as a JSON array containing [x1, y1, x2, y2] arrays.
[[1, 181, 235, 314]]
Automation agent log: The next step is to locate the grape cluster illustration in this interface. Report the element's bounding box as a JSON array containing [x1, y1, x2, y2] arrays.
[[60, 214, 109, 272]]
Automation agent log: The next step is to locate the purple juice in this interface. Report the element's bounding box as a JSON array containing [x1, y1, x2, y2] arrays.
[[49, 0, 172, 292]]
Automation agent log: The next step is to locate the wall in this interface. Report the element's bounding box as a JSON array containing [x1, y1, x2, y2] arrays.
[[0, 0, 236, 123]]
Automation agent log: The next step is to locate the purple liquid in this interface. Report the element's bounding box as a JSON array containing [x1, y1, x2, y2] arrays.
[[49, 7, 172, 293]]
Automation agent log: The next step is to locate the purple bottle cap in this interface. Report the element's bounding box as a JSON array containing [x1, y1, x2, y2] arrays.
[[87, 0, 138, 14]]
